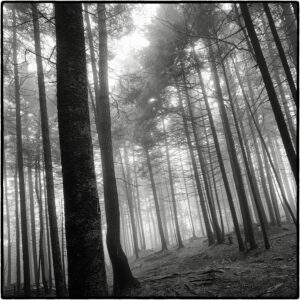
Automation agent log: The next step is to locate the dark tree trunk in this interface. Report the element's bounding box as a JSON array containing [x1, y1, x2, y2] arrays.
[[208, 42, 257, 249], [32, 4, 66, 296], [12, 8, 31, 296], [193, 47, 244, 251], [263, 3, 297, 106], [144, 146, 168, 250], [162, 119, 184, 248], [55, 4, 108, 297], [27, 156, 38, 286], [4, 157, 11, 287], [175, 79, 215, 245], [96, 3, 139, 293], [240, 3, 297, 180]]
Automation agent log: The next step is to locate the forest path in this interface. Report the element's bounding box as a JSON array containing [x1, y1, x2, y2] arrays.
[[121, 224, 297, 298]]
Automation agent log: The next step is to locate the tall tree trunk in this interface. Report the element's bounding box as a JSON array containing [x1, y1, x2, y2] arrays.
[[96, 3, 139, 292], [32, 4, 66, 296], [240, 3, 297, 180], [119, 148, 140, 259], [27, 156, 38, 286], [162, 119, 184, 248], [208, 42, 257, 249], [35, 155, 48, 294], [263, 3, 297, 106], [55, 4, 108, 297], [12, 8, 31, 296], [4, 157, 11, 287], [175, 79, 215, 245], [193, 47, 244, 251], [144, 146, 168, 250], [14, 158, 21, 291]]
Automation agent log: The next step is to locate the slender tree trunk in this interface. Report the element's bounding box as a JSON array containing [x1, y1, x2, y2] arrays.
[[55, 4, 108, 297], [193, 47, 244, 251], [175, 79, 215, 245], [162, 119, 184, 248], [263, 3, 297, 106], [95, 4, 139, 292], [32, 4, 66, 296], [144, 146, 168, 250], [14, 158, 21, 291], [27, 156, 38, 286], [240, 4, 297, 179], [4, 157, 11, 287], [208, 42, 257, 249], [35, 156, 48, 294], [12, 8, 31, 296], [119, 148, 139, 259]]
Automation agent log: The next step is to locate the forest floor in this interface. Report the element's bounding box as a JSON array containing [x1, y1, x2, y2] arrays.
[[114, 223, 298, 298]]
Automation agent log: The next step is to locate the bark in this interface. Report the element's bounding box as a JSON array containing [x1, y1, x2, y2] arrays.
[[162, 119, 184, 248], [144, 146, 168, 250], [4, 157, 11, 286], [193, 47, 244, 251], [32, 4, 66, 296], [175, 79, 215, 245], [208, 42, 257, 249], [119, 148, 140, 259], [240, 3, 297, 180], [263, 3, 297, 107], [55, 4, 108, 297], [12, 8, 31, 296], [96, 3, 139, 293], [27, 156, 38, 286]]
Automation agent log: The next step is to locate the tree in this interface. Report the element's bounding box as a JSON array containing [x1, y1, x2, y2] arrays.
[[55, 3, 108, 297]]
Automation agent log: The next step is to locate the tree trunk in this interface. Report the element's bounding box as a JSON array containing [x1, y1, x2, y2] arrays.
[[175, 79, 215, 245], [55, 4, 108, 297], [4, 157, 11, 287], [193, 47, 244, 251], [27, 156, 38, 286], [263, 3, 297, 106], [162, 119, 184, 248], [35, 155, 48, 294], [12, 8, 31, 296], [119, 148, 140, 259], [240, 3, 297, 180], [96, 3, 139, 293], [208, 42, 257, 249], [144, 146, 168, 250], [32, 4, 66, 296]]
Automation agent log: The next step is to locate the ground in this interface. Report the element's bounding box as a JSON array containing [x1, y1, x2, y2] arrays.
[[116, 224, 298, 298]]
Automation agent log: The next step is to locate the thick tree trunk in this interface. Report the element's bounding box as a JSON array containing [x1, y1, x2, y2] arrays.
[[162, 119, 184, 248], [96, 3, 139, 293], [55, 4, 108, 297], [193, 47, 244, 251], [208, 42, 257, 249], [27, 156, 38, 286], [32, 4, 66, 296], [12, 8, 31, 296], [240, 3, 297, 180]]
